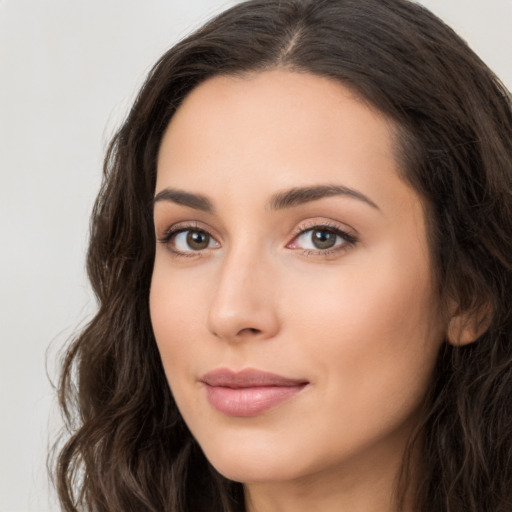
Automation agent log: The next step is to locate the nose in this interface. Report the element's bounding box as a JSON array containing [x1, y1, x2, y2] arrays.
[[206, 245, 280, 342]]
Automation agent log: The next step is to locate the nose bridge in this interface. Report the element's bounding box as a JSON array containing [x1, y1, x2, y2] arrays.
[[206, 237, 279, 341]]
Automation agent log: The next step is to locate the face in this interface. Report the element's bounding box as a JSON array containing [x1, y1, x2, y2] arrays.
[[150, 70, 446, 487]]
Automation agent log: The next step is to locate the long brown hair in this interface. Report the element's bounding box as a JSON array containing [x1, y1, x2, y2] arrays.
[[53, 1, 512, 510]]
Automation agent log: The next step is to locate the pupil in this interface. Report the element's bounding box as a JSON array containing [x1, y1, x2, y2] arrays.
[[312, 230, 336, 249], [187, 231, 209, 250]]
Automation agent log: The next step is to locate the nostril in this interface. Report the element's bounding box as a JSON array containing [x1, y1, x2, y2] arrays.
[[239, 327, 261, 336]]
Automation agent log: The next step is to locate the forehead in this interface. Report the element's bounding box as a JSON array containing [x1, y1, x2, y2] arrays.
[[157, 71, 395, 182], [162, 71, 392, 146]]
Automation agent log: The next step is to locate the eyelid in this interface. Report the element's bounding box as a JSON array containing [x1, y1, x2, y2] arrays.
[[290, 219, 358, 240], [287, 219, 358, 255]]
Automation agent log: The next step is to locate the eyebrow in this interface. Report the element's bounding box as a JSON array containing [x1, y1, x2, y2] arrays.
[[153, 188, 214, 212], [268, 184, 380, 211], [153, 184, 379, 212]]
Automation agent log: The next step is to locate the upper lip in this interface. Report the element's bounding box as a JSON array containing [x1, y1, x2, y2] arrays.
[[200, 368, 308, 388]]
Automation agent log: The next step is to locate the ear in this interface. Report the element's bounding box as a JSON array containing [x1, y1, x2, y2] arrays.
[[446, 305, 491, 346]]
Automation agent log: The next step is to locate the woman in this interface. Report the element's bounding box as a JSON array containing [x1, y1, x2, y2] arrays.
[[54, 0, 512, 511]]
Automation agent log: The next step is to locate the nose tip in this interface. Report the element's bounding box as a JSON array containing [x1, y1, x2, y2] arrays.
[[207, 297, 279, 342]]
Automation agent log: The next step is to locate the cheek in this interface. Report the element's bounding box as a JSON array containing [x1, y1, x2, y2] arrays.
[[287, 247, 443, 419], [149, 273, 209, 432], [149, 267, 200, 376]]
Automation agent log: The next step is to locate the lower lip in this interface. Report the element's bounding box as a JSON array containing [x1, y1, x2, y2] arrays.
[[204, 384, 307, 417]]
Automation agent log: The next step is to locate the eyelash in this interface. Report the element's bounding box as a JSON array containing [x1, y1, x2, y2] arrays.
[[290, 221, 358, 257], [157, 221, 358, 259]]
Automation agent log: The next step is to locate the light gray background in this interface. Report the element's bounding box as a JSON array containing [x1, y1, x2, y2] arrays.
[[1, 1, 511, 511]]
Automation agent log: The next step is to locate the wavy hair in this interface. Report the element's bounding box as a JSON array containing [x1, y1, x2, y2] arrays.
[[53, 0, 512, 510]]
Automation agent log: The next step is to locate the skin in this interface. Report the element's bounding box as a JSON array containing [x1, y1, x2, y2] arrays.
[[150, 70, 448, 512]]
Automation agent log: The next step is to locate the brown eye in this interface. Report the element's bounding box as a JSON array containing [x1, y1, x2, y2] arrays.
[[311, 229, 337, 249], [167, 229, 219, 253], [186, 230, 211, 250], [289, 224, 357, 254]]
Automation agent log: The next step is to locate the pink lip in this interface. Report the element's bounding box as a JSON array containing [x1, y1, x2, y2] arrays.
[[200, 368, 308, 417]]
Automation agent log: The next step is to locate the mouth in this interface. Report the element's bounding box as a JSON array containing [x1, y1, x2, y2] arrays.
[[200, 368, 309, 417]]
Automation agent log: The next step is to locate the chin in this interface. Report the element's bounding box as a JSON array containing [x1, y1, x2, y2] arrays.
[[210, 457, 302, 485], [197, 435, 307, 484]]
